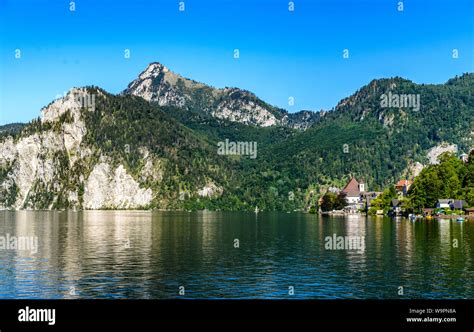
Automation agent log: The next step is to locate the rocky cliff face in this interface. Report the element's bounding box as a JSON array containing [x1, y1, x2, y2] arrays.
[[0, 83, 229, 210], [123, 62, 190, 108], [0, 89, 158, 210], [83, 161, 153, 209], [123, 62, 319, 128], [1, 89, 84, 209]]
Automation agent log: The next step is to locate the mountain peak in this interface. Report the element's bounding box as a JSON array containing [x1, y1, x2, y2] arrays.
[[123, 61, 321, 128], [139, 62, 171, 80], [123, 62, 186, 106]]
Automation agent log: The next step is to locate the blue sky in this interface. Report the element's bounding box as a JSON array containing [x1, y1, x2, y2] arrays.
[[0, 0, 473, 125]]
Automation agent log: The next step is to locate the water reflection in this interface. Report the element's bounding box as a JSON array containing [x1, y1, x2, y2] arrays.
[[0, 211, 472, 299]]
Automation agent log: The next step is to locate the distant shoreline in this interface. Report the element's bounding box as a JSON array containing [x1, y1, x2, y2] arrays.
[[1, 209, 473, 221]]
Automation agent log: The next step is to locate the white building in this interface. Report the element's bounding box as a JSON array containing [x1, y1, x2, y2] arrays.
[[341, 178, 366, 212]]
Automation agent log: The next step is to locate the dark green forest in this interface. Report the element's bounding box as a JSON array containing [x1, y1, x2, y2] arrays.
[[1, 73, 473, 210]]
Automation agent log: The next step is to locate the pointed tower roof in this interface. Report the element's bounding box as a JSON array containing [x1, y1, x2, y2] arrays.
[[342, 178, 360, 196]]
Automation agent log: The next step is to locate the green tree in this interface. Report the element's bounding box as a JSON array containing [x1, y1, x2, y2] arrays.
[[408, 152, 472, 211]]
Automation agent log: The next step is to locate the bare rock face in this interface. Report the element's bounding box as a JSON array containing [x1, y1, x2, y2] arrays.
[[401, 143, 460, 180], [0, 137, 17, 167], [0, 90, 89, 209], [123, 62, 188, 107], [123, 62, 302, 128], [213, 89, 280, 127], [11, 134, 42, 208], [41, 88, 84, 122], [402, 161, 424, 179], [197, 181, 223, 198], [0, 130, 67, 209], [83, 162, 153, 209], [427, 143, 458, 164], [139, 147, 164, 183], [0, 89, 155, 210]]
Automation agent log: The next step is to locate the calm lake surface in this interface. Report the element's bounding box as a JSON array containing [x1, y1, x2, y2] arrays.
[[0, 211, 472, 299]]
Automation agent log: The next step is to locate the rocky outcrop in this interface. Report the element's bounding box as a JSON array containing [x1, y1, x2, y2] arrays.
[[83, 162, 153, 209], [123, 62, 319, 129], [282, 110, 324, 130], [212, 89, 280, 127], [197, 181, 223, 198], [427, 143, 458, 164], [139, 147, 164, 183], [402, 161, 424, 179], [0, 131, 65, 209], [0, 89, 155, 210], [401, 143, 462, 180], [124, 62, 196, 107]]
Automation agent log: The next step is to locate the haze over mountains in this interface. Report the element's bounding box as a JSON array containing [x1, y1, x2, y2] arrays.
[[0, 62, 472, 210]]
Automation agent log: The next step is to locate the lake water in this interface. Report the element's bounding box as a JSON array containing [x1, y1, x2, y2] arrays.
[[0, 211, 472, 299]]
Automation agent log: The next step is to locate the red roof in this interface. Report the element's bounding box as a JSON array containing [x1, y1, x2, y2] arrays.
[[395, 180, 412, 187], [342, 178, 360, 196]]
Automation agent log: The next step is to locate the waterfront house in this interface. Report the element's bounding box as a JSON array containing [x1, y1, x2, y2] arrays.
[[361, 191, 382, 209], [395, 179, 412, 196], [341, 178, 366, 212], [465, 208, 474, 217], [340, 178, 381, 213], [452, 200, 466, 210], [436, 199, 467, 210], [390, 199, 403, 216], [436, 199, 452, 209]]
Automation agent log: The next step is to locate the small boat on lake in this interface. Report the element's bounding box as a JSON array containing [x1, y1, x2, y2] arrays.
[[456, 217, 465, 222]]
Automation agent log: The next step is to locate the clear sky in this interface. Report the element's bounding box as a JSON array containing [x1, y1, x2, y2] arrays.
[[0, 0, 473, 125]]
